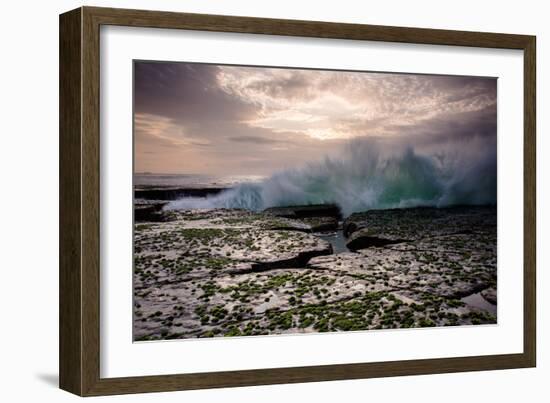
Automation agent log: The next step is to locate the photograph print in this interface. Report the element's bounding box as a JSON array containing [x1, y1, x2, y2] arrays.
[[133, 61, 497, 341]]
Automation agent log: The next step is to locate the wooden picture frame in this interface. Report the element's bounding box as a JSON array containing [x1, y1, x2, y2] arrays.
[[59, 6, 536, 396]]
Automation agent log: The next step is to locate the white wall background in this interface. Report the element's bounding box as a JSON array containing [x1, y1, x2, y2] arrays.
[[0, 0, 546, 401]]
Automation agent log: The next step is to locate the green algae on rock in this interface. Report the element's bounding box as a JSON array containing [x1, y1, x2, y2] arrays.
[[133, 206, 497, 341]]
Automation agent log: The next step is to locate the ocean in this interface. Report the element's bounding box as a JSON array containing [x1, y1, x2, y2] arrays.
[[136, 137, 496, 216], [134, 173, 265, 189]]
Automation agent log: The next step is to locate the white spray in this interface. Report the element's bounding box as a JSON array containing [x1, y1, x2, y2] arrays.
[[166, 136, 496, 217]]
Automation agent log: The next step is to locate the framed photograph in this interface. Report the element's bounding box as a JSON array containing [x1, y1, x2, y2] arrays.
[[59, 6, 536, 396]]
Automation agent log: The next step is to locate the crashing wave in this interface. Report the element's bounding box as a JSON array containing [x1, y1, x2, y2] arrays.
[[165, 137, 496, 216]]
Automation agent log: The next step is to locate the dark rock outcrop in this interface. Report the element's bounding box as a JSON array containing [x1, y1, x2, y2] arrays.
[[264, 204, 341, 220], [343, 205, 496, 240], [481, 287, 497, 305], [135, 187, 226, 201], [346, 230, 408, 251], [134, 201, 169, 222], [301, 216, 339, 232]]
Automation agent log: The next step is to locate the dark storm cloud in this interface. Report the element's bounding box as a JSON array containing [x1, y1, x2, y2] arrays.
[[134, 62, 255, 123]]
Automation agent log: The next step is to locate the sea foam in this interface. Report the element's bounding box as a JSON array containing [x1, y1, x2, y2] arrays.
[[165, 137, 496, 216]]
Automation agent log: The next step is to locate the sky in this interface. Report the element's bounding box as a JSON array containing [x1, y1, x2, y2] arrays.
[[134, 61, 497, 176]]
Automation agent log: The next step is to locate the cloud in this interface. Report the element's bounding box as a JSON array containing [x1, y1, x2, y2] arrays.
[[228, 136, 282, 144], [134, 113, 211, 147], [134, 61, 496, 176], [215, 67, 496, 143], [134, 62, 256, 124]]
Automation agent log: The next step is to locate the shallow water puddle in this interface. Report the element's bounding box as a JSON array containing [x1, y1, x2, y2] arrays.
[[315, 230, 349, 254], [461, 292, 497, 316]]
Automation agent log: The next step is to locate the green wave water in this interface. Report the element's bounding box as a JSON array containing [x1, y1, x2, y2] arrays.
[[167, 138, 496, 216]]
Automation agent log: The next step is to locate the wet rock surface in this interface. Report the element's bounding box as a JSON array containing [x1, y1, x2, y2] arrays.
[[135, 186, 226, 201], [134, 200, 170, 222], [134, 205, 497, 341]]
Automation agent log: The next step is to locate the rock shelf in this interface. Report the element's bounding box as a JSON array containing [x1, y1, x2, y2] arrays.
[[133, 205, 497, 341]]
